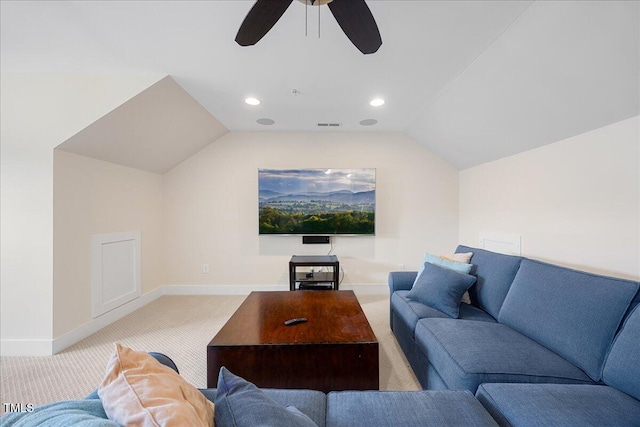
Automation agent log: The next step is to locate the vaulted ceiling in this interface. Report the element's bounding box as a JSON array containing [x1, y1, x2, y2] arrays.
[[57, 76, 228, 174], [2, 1, 638, 171]]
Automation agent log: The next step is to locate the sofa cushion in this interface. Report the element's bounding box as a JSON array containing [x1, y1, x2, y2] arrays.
[[407, 262, 477, 318], [326, 390, 498, 427], [98, 343, 214, 427], [603, 304, 640, 400], [258, 389, 327, 427], [215, 367, 319, 427], [455, 245, 522, 318], [392, 291, 496, 336], [201, 388, 327, 427], [498, 259, 639, 381], [476, 383, 640, 427], [415, 319, 593, 392]]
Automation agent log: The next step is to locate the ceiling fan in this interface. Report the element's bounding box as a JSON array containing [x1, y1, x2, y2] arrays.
[[235, 0, 382, 54]]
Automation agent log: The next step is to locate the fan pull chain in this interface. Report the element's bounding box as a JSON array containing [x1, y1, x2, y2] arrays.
[[305, 0, 308, 37], [304, 0, 321, 40], [318, 0, 320, 38]]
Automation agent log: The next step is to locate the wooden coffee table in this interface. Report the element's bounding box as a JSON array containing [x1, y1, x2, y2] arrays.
[[207, 290, 379, 392]]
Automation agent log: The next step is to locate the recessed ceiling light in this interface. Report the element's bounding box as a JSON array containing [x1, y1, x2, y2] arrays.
[[360, 119, 378, 126], [370, 98, 385, 107], [245, 97, 261, 106], [257, 118, 275, 125]]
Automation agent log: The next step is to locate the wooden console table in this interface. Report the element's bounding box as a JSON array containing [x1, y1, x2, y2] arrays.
[[289, 255, 340, 290]]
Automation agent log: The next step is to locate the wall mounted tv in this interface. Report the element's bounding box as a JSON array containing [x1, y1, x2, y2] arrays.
[[259, 168, 375, 235]]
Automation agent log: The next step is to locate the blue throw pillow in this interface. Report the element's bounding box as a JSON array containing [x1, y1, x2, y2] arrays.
[[413, 253, 474, 288], [215, 367, 318, 427], [407, 262, 477, 318]]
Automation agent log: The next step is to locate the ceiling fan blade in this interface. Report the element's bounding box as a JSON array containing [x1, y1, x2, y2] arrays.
[[328, 0, 382, 54], [236, 0, 294, 46]]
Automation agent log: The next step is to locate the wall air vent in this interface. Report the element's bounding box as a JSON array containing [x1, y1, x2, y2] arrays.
[[317, 123, 341, 127]]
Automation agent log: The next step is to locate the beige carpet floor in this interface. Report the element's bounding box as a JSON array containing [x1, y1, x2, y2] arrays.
[[0, 294, 419, 411]]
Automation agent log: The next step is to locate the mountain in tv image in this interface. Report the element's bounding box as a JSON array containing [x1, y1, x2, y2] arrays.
[[259, 189, 375, 205]]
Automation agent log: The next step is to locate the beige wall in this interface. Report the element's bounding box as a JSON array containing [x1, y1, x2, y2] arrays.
[[8, 73, 636, 354], [460, 116, 640, 280], [53, 151, 164, 337], [163, 131, 460, 288], [0, 73, 162, 355]]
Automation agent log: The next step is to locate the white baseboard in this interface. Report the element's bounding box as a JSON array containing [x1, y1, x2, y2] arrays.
[[0, 339, 52, 357], [162, 284, 288, 295], [52, 287, 164, 354], [4, 282, 387, 356], [161, 283, 387, 295]]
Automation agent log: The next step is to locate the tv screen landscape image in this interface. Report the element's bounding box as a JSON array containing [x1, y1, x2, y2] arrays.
[[259, 168, 376, 235]]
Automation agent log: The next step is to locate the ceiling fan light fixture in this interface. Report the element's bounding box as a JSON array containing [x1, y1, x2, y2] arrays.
[[245, 97, 261, 106], [370, 98, 385, 107], [236, 0, 382, 54]]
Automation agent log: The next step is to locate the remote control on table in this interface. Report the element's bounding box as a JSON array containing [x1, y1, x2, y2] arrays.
[[284, 317, 308, 326]]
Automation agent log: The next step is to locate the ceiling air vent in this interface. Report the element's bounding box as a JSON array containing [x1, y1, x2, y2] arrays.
[[317, 123, 341, 127]]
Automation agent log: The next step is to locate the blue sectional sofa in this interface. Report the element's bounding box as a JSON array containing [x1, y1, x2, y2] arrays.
[[5, 246, 638, 426], [14, 354, 499, 427], [390, 245, 640, 426]]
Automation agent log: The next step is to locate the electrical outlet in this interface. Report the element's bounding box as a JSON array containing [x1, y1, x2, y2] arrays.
[[203, 264, 210, 274]]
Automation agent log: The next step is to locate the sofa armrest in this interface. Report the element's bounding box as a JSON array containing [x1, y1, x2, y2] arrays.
[[388, 271, 418, 294]]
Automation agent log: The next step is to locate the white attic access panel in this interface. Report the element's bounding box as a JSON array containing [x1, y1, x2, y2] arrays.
[[479, 232, 522, 256], [91, 231, 141, 318]]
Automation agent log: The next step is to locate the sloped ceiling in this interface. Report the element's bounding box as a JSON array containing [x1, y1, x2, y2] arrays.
[[56, 76, 228, 174], [406, 0, 640, 169], [2, 1, 638, 170]]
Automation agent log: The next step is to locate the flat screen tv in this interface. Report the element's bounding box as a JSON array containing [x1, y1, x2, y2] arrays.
[[259, 168, 375, 235]]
